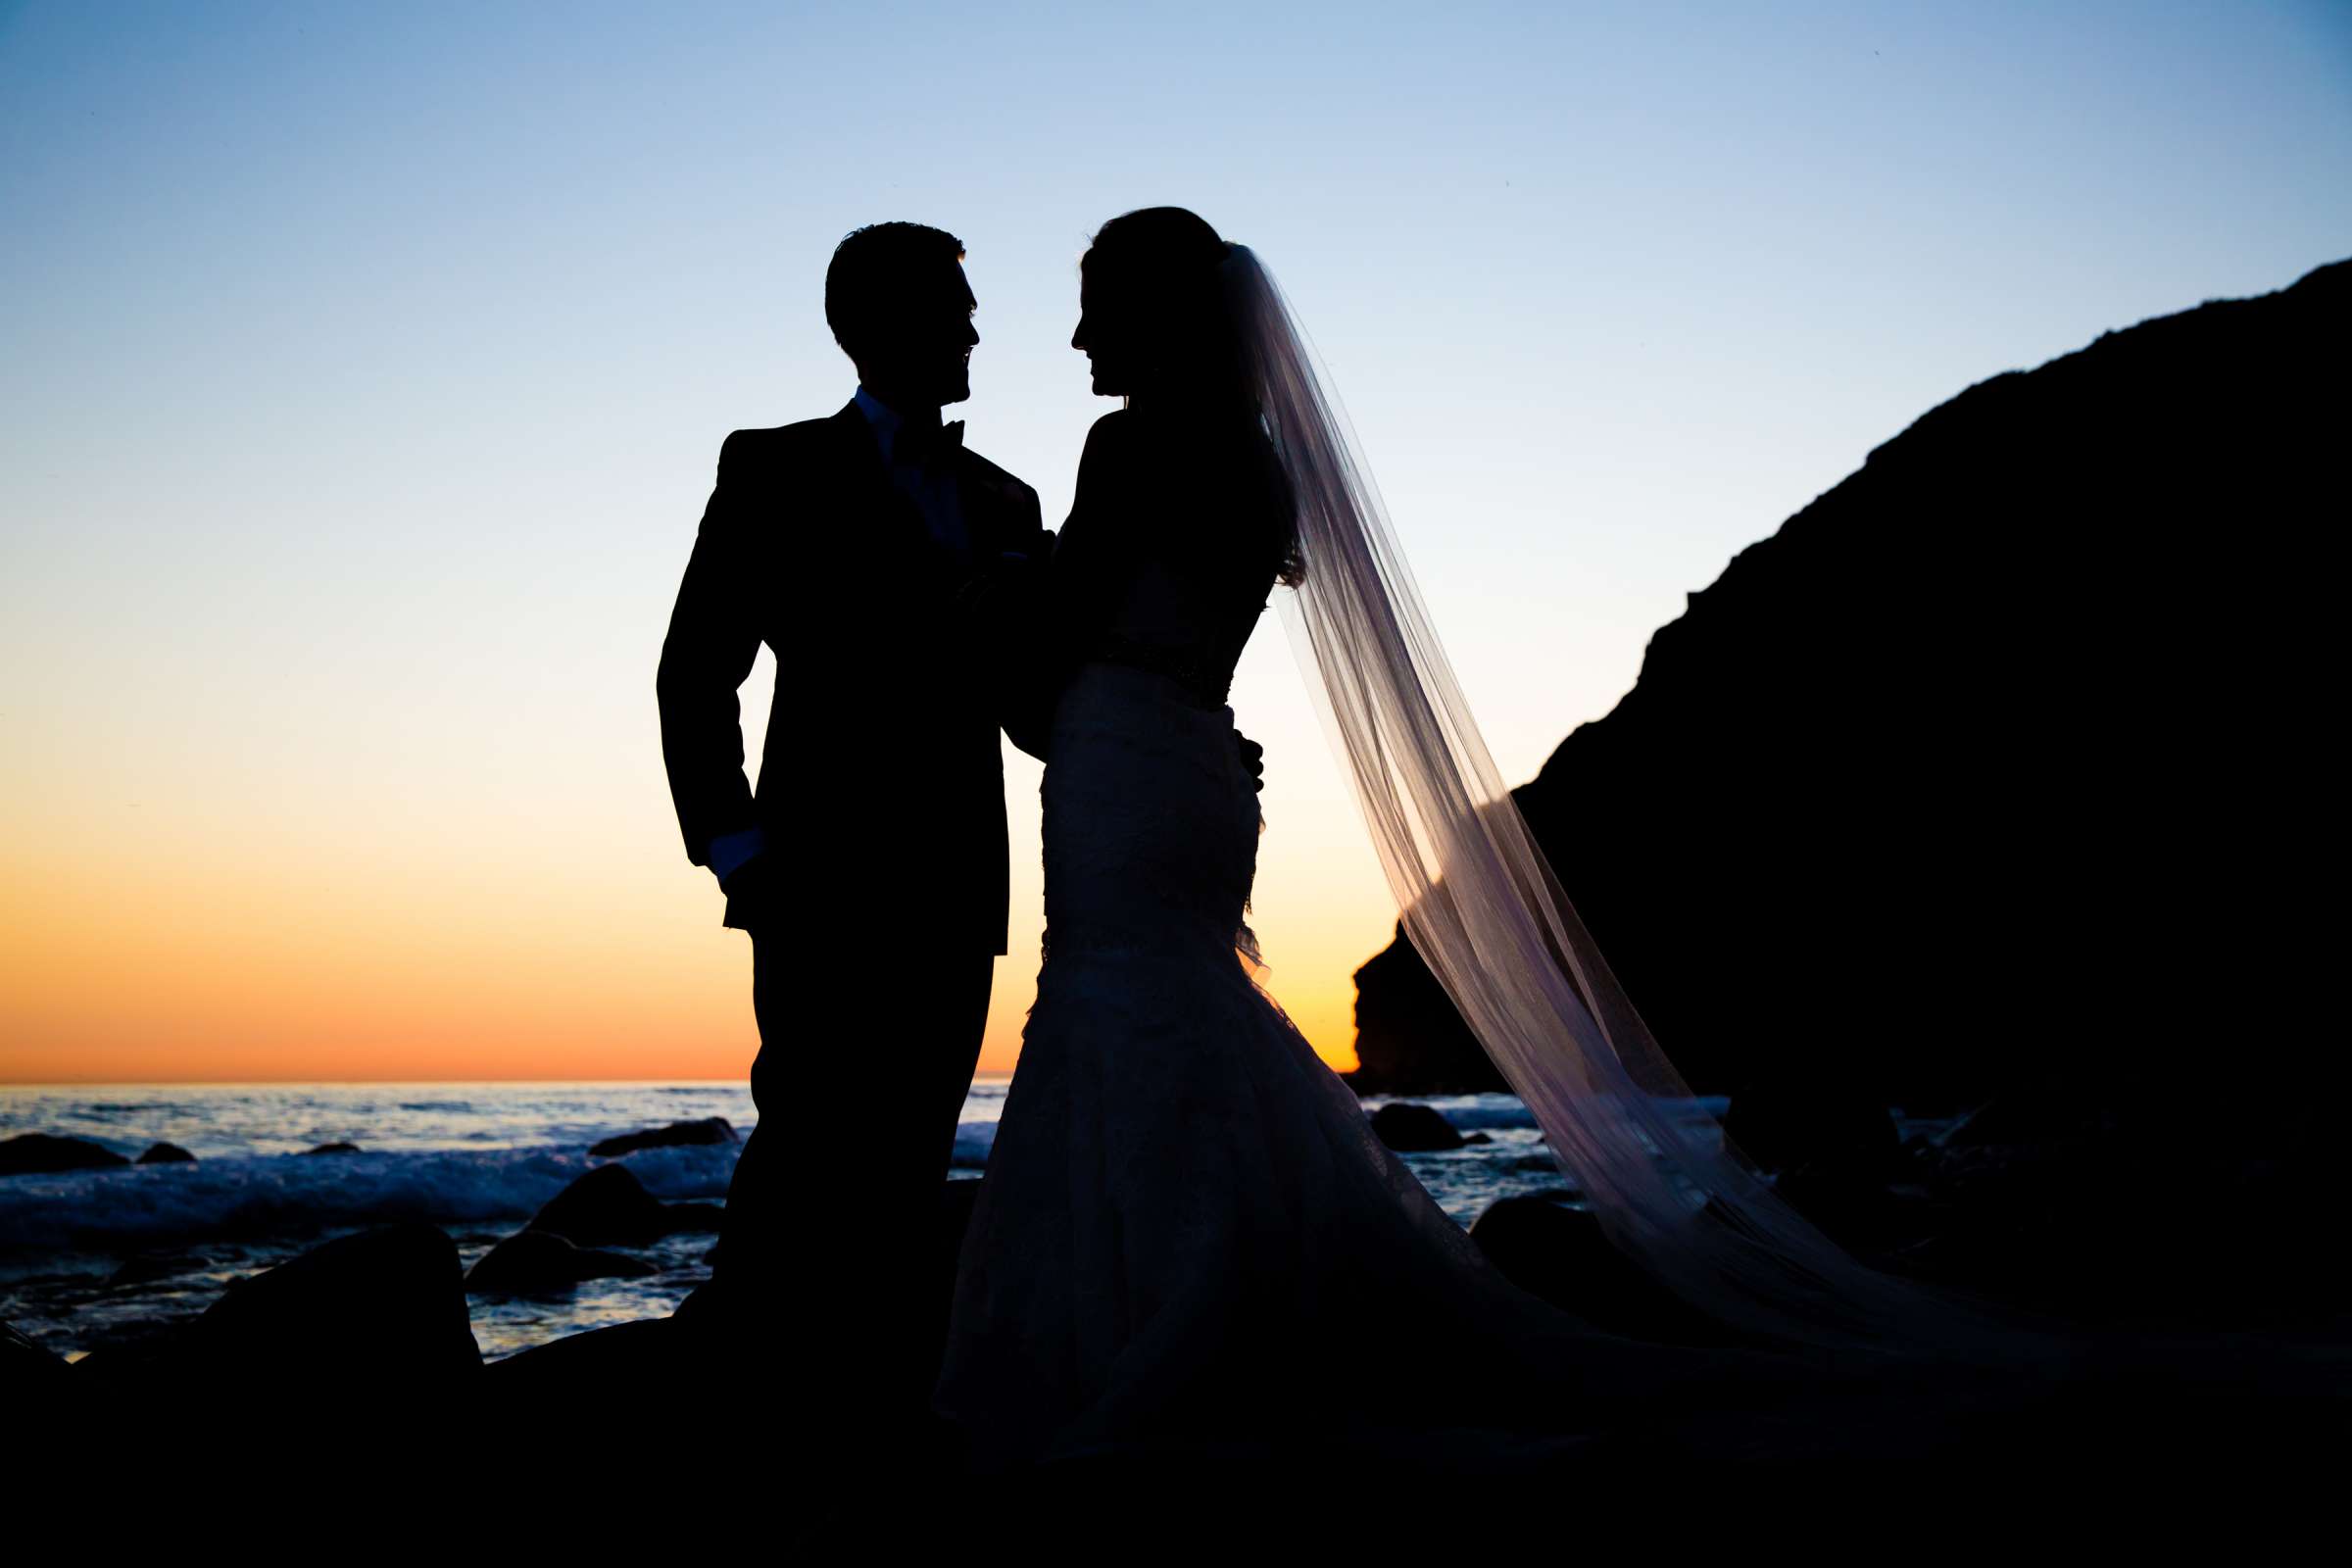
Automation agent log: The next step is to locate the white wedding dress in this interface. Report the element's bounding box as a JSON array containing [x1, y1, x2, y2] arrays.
[[934, 248, 2012, 1467], [934, 662, 1769, 1465]]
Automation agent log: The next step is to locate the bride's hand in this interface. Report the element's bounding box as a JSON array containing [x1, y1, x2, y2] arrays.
[[1234, 733, 1265, 793]]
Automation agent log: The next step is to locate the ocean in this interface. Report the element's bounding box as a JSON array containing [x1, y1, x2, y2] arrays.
[[0, 1080, 1606, 1364]]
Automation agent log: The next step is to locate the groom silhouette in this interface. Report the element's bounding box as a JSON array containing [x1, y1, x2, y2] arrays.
[[657, 222, 1048, 1406]]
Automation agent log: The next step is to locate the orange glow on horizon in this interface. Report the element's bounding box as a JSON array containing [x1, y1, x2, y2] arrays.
[[0, 782, 1373, 1084]]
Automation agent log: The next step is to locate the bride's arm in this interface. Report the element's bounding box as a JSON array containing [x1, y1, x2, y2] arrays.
[[1050, 411, 1147, 638], [988, 413, 1145, 760]]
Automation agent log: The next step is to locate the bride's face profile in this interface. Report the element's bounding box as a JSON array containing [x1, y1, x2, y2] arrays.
[[1073, 210, 1233, 405], [1070, 271, 1136, 399]]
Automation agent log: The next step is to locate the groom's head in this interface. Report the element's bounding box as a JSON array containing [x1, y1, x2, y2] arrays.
[[826, 222, 977, 413]]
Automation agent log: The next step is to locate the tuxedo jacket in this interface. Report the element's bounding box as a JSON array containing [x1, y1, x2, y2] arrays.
[[657, 401, 1050, 953]]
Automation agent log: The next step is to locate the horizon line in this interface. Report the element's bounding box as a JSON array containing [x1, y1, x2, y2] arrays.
[[0, 1074, 1020, 1088]]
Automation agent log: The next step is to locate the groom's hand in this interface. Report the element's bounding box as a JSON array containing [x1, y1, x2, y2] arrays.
[[956, 548, 1054, 693], [956, 545, 1048, 618], [719, 853, 787, 933], [1235, 732, 1265, 793]]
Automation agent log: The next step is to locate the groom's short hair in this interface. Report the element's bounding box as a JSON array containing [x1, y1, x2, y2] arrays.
[[825, 222, 967, 362]]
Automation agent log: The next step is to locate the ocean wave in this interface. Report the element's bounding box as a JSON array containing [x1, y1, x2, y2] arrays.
[[0, 1142, 742, 1256], [1359, 1094, 1728, 1134], [951, 1120, 999, 1169], [1, 1097, 1586, 1255]]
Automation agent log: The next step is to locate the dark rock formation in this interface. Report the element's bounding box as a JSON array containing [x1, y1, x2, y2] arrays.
[[4, 1320, 70, 1383], [1717, 1087, 1926, 1250], [525, 1163, 721, 1247], [1367, 1102, 1467, 1152], [75, 1223, 480, 1389], [135, 1142, 196, 1164], [466, 1230, 658, 1295], [301, 1141, 361, 1155], [1468, 1195, 1736, 1345], [494, 1181, 983, 1409], [1720, 1084, 1900, 1180], [588, 1116, 738, 1157], [1350, 260, 2348, 1149], [0, 1133, 129, 1176], [1350, 959, 1508, 1098]]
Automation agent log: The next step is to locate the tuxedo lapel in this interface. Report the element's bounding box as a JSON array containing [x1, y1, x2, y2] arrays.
[[953, 455, 998, 558]]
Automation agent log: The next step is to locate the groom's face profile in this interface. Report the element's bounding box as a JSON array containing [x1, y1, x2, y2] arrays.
[[859, 261, 980, 413]]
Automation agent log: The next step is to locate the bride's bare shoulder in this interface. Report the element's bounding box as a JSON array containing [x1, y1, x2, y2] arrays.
[[1076, 408, 1151, 484], [1082, 407, 1140, 452]]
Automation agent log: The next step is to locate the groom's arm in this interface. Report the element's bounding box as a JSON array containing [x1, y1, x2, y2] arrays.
[[995, 530, 1061, 762], [958, 477, 1058, 761], [656, 432, 766, 885]]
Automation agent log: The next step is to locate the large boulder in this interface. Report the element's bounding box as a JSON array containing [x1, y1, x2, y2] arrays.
[[301, 1141, 361, 1156], [1720, 1083, 1900, 1184], [526, 1163, 721, 1247], [588, 1117, 737, 1157], [76, 1223, 480, 1390], [0, 1133, 129, 1176], [135, 1142, 196, 1164], [466, 1230, 657, 1295], [1712, 1086, 1935, 1250], [1349, 260, 2348, 1147], [492, 1182, 983, 1415], [1367, 1102, 1467, 1152], [1468, 1196, 1734, 1346]]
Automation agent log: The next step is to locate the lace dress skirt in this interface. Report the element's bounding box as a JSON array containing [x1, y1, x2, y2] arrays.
[[932, 662, 1803, 1467]]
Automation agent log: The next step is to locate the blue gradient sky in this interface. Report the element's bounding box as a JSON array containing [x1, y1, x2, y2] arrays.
[[3, 1, 2347, 1079]]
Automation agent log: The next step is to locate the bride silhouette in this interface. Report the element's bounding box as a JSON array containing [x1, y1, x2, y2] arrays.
[[934, 208, 1970, 1468]]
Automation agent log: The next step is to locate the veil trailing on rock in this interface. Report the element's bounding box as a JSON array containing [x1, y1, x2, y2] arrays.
[[1221, 244, 1938, 1344]]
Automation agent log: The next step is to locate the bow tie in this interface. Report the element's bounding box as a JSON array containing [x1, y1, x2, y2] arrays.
[[894, 418, 964, 473]]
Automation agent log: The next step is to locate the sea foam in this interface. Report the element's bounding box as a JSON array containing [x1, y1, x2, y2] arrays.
[[0, 1142, 742, 1256]]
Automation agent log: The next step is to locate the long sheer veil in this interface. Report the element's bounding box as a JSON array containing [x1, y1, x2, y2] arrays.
[[1222, 243, 1951, 1345]]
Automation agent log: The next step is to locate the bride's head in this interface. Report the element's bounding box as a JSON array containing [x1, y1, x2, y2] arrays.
[[1072, 207, 1250, 408], [1076, 206, 1305, 586]]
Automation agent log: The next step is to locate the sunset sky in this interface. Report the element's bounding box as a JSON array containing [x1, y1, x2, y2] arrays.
[[4, 1, 2347, 1082]]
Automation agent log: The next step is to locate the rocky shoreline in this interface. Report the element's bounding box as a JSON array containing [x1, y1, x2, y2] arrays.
[[10, 1102, 2345, 1481]]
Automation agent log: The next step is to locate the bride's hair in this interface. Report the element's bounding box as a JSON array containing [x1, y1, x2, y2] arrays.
[[1084, 207, 1305, 586]]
